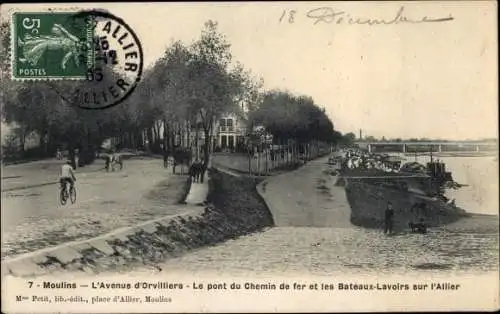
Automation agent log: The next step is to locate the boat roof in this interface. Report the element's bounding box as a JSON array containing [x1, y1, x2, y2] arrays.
[[385, 155, 406, 162]]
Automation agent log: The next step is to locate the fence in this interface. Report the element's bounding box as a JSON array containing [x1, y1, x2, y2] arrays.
[[212, 141, 332, 175]]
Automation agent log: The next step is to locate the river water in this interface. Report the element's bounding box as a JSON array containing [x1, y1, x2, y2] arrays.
[[118, 156, 498, 277], [414, 155, 498, 216]]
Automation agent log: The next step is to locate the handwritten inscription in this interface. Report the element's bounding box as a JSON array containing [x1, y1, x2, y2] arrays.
[[279, 6, 454, 25]]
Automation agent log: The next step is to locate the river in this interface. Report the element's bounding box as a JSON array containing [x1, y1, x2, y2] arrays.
[[413, 155, 498, 216]]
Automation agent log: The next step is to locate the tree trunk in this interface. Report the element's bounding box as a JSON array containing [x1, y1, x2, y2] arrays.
[[154, 122, 160, 143], [38, 129, 48, 157], [44, 129, 51, 156], [195, 124, 200, 160], [147, 127, 154, 152], [203, 128, 210, 165], [129, 131, 134, 148], [133, 130, 139, 149], [186, 120, 191, 148], [265, 143, 268, 174], [257, 143, 261, 175], [137, 130, 142, 149], [163, 119, 168, 154], [248, 145, 252, 176], [152, 126, 157, 144], [167, 123, 173, 152], [78, 130, 90, 167], [200, 128, 211, 183], [17, 127, 26, 154]]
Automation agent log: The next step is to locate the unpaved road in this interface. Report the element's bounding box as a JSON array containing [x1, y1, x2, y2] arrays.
[[1, 158, 188, 258]]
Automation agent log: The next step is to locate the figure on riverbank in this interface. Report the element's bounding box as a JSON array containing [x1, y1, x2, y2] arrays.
[[384, 202, 394, 235]]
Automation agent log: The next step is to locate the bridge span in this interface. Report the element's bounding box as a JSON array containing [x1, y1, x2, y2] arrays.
[[355, 140, 498, 153]]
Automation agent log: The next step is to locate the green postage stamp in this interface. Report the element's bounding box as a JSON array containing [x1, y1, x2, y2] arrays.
[[12, 12, 95, 80]]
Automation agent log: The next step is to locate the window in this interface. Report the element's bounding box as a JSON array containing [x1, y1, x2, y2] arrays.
[[226, 119, 233, 131], [219, 119, 227, 132]]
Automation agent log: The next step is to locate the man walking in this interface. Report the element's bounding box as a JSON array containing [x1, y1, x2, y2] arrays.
[[384, 202, 395, 235]]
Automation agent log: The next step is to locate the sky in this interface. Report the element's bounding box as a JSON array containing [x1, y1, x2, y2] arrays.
[[1, 1, 498, 140]]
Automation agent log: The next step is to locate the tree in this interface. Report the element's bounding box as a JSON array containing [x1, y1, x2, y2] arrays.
[[152, 41, 194, 153], [364, 135, 377, 142], [183, 21, 248, 165], [342, 132, 356, 145], [248, 90, 338, 144]]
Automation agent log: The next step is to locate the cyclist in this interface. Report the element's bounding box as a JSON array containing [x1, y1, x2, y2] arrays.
[[60, 160, 76, 192]]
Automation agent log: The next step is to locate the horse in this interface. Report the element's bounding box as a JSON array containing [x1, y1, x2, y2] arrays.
[[106, 153, 123, 172], [167, 149, 192, 175]]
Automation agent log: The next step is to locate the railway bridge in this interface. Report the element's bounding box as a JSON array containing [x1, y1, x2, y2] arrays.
[[355, 140, 498, 154]]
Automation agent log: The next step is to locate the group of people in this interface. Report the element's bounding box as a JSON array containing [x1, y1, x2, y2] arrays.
[[344, 149, 400, 173], [188, 159, 206, 183]]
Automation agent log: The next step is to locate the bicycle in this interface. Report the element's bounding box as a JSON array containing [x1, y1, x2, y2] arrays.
[[59, 179, 77, 205]]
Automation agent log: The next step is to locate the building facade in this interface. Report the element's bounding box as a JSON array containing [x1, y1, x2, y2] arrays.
[[216, 112, 247, 151]]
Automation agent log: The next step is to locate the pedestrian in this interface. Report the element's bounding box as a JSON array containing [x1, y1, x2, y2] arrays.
[[56, 148, 62, 160], [105, 154, 111, 172], [384, 202, 395, 235]]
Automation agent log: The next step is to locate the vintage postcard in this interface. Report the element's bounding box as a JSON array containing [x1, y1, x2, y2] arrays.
[[1, 1, 498, 313]]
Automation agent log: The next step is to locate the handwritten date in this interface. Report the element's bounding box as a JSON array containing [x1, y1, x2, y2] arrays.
[[279, 6, 454, 25]]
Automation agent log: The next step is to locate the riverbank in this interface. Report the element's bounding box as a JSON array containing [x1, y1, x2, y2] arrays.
[[344, 179, 468, 231]]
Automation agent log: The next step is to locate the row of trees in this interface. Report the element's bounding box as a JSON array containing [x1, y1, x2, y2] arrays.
[[1, 20, 347, 167], [248, 91, 340, 144]]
